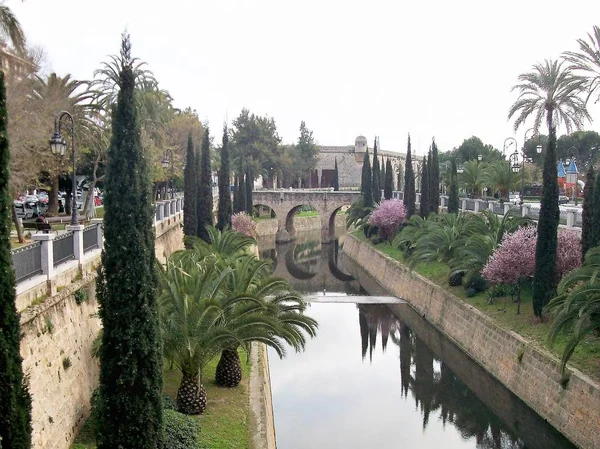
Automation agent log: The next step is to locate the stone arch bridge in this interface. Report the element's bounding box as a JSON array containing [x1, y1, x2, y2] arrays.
[[253, 190, 361, 243]]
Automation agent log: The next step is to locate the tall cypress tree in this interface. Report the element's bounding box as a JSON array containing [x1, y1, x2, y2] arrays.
[[0, 70, 32, 449], [237, 159, 246, 214], [97, 35, 163, 449], [361, 152, 368, 194], [403, 134, 416, 217], [384, 159, 393, 200], [333, 157, 340, 191], [430, 139, 440, 213], [197, 127, 213, 242], [426, 150, 434, 214], [245, 166, 253, 215], [381, 156, 387, 192], [420, 156, 430, 217], [372, 138, 381, 203], [592, 167, 600, 249], [448, 159, 459, 214], [532, 124, 560, 318], [183, 132, 197, 237], [581, 164, 595, 260], [217, 125, 232, 230], [363, 150, 373, 208]]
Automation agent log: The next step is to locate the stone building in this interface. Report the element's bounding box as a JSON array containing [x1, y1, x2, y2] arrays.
[[312, 136, 407, 189]]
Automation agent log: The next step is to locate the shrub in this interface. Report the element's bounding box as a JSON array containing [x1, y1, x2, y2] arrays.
[[448, 271, 464, 286], [464, 272, 488, 293], [465, 287, 477, 298], [231, 212, 257, 238], [74, 288, 88, 305], [163, 409, 201, 449], [162, 395, 176, 410], [368, 199, 406, 241]]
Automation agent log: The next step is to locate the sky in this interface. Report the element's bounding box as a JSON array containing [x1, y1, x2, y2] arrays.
[[9, 0, 600, 157]]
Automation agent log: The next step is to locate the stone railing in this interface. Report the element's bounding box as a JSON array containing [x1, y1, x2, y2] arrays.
[[12, 197, 184, 311]]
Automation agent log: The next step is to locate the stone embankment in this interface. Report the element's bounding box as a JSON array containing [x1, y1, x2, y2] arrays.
[[342, 234, 600, 449]]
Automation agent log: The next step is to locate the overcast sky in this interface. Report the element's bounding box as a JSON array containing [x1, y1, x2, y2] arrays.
[[9, 0, 600, 156]]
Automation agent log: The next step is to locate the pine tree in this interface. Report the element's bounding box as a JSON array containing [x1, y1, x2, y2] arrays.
[[96, 35, 163, 449], [197, 127, 213, 242], [0, 70, 32, 449], [183, 132, 197, 237], [363, 150, 373, 208], [245, 166, 253, 215], [430, 139, 440, 213], [384, 159, 393, 199], [581, 164, 595, 260], [532, 124, 560, 318], [448, 159, 459, 214], [592, 167, 600, 249], [403, 135, 416, 217], [420, 156, 429, 217], [333, 157, 340, 191], [372, 138, 381, 203], [217, 125, 232, 230]]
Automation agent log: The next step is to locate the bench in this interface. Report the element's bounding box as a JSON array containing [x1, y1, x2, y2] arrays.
[[22, 222, 52, 232]]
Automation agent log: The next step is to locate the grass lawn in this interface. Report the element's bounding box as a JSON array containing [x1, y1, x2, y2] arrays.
[[352, 231, 600, 381], [71, 349, 252, 449]]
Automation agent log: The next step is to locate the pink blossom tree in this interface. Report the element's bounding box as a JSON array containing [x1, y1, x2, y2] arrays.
[[368, 199, 406, 241], [231, 212, 257, 238]]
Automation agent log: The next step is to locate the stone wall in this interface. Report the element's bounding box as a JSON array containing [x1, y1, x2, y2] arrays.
[[19, 215, 185, 449], [255, 214, 346, 237], [249, 343, 277, 449], [342, 235, 600, 449]]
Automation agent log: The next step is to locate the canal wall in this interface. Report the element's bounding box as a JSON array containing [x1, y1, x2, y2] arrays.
[[255, 214, 345, 237], [19, 214, 185, 449], [249, 342, 277, 449], [342, 234, 600, 449]]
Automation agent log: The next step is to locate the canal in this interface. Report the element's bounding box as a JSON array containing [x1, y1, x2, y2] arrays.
[[257, 230, 576, 449]]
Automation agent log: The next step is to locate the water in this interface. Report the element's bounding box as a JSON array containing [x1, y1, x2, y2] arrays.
[[257, 231, 576, 449]]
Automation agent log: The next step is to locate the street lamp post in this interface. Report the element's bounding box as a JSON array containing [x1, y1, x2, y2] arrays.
[[49, 111, 78, 226], [161, 149, 174, 199], [565, 146, 579, 206], [503, 137, 517, 200], [520, 128, 535, 205]]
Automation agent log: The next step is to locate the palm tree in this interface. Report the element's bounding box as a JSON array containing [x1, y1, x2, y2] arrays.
[[564, 26, 600, 104], [0, 3, 25, 54], [485, 161, 521, 200], [458, 160, 486, 198], [545, 247, 600, 376], [509, 59, 590, 317]]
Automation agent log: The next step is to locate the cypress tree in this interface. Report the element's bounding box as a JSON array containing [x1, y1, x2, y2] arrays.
[[592, 167, 600, 249], [96, 35, 163, 449], [0, 70, 32, 449], [430, 139, 440, 213], [448, 159, 459, 214], [217, 125, 232, 230], [245, 165, 253, 215], [361, 152, 368, 194], [183, 132, 197, 237], [333, 157, 340, 191], [197, 127, 213, 242], [381, 156, 387, 192], [581, 164, 595, 260], [403, 135, 416, 217], [372, 138, 381, 203], [427, 150, 434, 214], [420, 156, 430, 217], [532, 124, 560, 318], [363, 150, 373, 208], [233, 171, 241, 213], [384, 159, 393, 200], [238, 159, 246, 214]]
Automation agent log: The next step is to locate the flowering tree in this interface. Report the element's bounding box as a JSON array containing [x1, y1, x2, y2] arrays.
[[368, 199, 406, 241], [231, 212, 257, 238]]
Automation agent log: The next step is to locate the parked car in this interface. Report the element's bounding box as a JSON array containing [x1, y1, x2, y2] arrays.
[[509, 194, 521, 205], [558, 195, 570, 205]]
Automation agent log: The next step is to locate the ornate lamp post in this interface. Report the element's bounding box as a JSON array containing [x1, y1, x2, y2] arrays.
[[49, 111, 78, 226], [477, 154, 483, 161], [503, 137, 517, 200], [161, 149, 174, 199], [565, 146, 579, 205]]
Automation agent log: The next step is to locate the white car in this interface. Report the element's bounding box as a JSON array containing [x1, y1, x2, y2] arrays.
[[509, 194, 521, 205]]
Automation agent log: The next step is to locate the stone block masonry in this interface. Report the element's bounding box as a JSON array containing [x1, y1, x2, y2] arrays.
[[342, 235, 600, 449]]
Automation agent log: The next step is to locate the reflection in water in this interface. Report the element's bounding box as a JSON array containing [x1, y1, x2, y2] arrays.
[[261, 233, 575, 449]]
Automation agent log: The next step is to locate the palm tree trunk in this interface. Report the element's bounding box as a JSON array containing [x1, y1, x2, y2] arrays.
[[176, 372, 207, 415], [215, 348, 243, 388], [11, 202, 24, 243], [47, 175, 59, 216]]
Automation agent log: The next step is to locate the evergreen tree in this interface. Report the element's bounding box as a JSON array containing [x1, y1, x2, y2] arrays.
[[96, 35, 163, 449], [245, 165, 253, 215], [403, 135, 416, 217], [592, 167, 600, 249], [430, 139, 440, 213], [384, 159, 394, 199], [581, 164, 595, 260], [532, 125, 560, 318], [197, 127, 213, 242], [0, 70, 32, 449], [333, 157, 340, 191], [217, 125, 232, 230], [372, 138, 381, 203], [363, 150, 373, 208], [381, 156, 387, 192], [233, 171, 242, 213], [238, 159, 247, 213], [448, 159, 459, 214], [426, 150, 434, 214], [361, 152, 368, 194], [183, 132, 197, 238], [420, 156, 430, 217]]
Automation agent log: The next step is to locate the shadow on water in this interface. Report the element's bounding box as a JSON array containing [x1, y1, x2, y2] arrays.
[[259, 232, 575, 449]]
